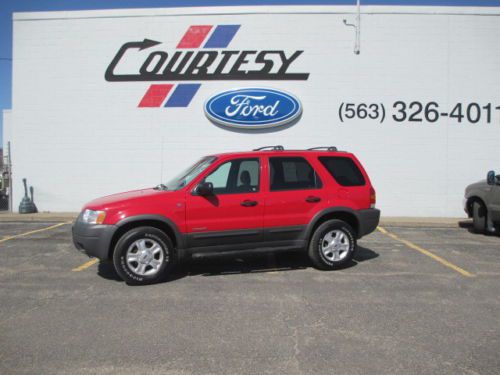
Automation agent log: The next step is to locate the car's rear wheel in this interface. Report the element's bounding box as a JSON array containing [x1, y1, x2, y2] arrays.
[[113, 226, 174, 285], [472, 201, 487, 233], [308, 219, 356, 270]]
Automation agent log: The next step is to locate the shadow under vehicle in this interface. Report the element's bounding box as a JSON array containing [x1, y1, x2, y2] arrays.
[[96, 246, 380, 284]]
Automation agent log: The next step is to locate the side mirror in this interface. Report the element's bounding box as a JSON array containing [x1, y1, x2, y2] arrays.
[[194, 181, 214, 196], [487, 170, 496, 185]]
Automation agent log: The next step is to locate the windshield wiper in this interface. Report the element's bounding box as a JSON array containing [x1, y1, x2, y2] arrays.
[[153, 184, 168, 191]]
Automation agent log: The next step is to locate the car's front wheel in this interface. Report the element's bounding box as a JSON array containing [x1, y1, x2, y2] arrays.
[[113, 226, 174, 285], [472, 201, 487, 233], [308, 219, 356, 270]]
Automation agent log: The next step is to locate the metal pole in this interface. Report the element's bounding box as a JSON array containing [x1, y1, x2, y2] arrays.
[[355, 0, 361, 55], [343, 0, 361, 55]]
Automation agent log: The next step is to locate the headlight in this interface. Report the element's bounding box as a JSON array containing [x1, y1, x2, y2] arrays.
[[82, 209, 106, 224]]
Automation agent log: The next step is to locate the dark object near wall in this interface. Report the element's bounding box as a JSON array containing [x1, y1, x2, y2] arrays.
[[0, 195, 8, 211], [19, 178, 38, 214]]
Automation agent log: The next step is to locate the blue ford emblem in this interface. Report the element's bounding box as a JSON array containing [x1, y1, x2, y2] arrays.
[[204, 88, 302, 129]]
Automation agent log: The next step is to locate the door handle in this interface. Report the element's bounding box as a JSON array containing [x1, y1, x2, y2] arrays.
[[305, 196, 321, 203], [241, 200, 258, 207]]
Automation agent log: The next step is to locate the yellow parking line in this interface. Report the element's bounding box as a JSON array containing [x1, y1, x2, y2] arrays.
[[0, 222, 69, 244], [72, 258, 99, 272], [377, 226, 389, 235], [377, 226, 475, 278]]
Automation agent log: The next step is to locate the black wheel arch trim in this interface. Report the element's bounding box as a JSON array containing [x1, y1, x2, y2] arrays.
[[115, 214, 185, 249], [305, 207, 380, 240], [306, 207, 358, 237]]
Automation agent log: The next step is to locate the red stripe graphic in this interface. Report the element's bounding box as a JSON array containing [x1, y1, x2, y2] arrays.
[[138, 84, 174, 107], [177, 25, 213, 48]]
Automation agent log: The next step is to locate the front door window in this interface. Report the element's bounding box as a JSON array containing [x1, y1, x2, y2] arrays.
[[204, 158, 260, 194]]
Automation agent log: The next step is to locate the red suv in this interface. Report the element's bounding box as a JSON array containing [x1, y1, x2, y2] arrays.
[[73, 146, 380, 284]]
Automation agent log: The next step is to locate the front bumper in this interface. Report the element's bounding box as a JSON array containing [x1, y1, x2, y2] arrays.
[[357, 208, 381, 238], [72, 214, 117, 260]]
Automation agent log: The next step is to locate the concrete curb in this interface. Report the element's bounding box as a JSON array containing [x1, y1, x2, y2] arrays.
[[0, 213, 78, 222], [380, 217, 469, 228]]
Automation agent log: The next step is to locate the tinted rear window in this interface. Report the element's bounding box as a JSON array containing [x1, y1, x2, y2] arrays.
[[269, 157, 322, 191], [319, 157, 365, 186]]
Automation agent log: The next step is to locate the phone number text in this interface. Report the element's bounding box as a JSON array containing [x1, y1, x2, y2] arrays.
[[338, 102, 500, 124]]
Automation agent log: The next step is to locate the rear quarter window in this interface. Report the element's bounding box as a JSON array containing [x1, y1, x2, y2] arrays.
[[319, 157, 366, 186]]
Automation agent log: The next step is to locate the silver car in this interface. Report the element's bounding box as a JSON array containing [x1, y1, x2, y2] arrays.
[[464, 171, 500, 233]]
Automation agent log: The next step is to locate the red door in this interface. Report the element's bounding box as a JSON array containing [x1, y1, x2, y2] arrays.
[[263, 156, 328, 229], [186, 157, 264, 248]]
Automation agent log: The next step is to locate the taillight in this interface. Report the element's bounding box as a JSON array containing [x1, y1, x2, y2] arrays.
[[370, 187, 376, 208]]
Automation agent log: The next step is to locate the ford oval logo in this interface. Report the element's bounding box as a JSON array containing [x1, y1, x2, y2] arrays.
[[204, 88, 302, 129]]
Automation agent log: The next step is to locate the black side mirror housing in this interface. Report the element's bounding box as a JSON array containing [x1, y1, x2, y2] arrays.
[[486, 170, 496, 185], [194, 181, 214, 196]]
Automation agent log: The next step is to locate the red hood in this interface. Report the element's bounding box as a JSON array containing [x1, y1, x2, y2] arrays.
[[84, 188, 171, 210]]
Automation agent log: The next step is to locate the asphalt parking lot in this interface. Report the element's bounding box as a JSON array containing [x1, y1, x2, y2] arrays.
[[0, 220, 499, 375]]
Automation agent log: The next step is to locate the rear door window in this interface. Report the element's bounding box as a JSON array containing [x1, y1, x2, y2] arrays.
[[319, 157, 365, 186], [269, 157, 322, 191]]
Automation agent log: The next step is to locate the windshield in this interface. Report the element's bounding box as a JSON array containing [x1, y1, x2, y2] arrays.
[[164, 156, 217, 191]]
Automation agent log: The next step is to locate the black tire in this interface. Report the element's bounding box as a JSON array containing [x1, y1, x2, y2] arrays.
[[308, 219, 356, 270], [472, 201, 487, 234], [113, 226, 175, 285]]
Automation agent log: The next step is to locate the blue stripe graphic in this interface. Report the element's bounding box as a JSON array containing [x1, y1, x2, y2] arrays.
[[204, 25, 241, 48], [165, 84, 201, 107]]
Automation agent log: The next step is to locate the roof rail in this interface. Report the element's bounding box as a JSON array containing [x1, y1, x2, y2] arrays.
[[307, 146, 338, 151], [253, 145, 285, 151]]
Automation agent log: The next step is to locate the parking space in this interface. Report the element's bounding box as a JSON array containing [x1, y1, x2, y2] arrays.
[[0, 221, 68, 239], [0, 221, 499, 375], [379, 226, 500, 277]]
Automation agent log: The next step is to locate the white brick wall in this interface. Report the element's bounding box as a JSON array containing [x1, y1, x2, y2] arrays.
[[9, 6, 500, 215]]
